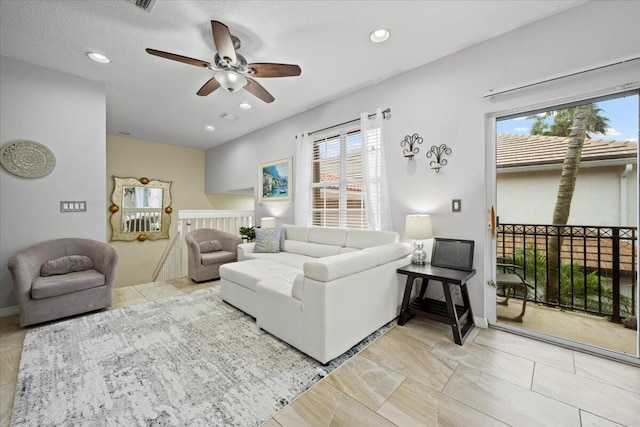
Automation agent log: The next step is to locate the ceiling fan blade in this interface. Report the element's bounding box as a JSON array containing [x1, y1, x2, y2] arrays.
[[244, 77, 275, 103], [197, 77, 221, 96], [146, 48, 210, 68], [211, 20, 237, 65], [248, 63, 301, 78]]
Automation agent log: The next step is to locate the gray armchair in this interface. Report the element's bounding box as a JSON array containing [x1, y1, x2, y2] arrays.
[[7, 238, 119, 327], [185, 228, 241, 282]]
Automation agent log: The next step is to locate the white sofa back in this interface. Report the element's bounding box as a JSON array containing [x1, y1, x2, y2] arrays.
[[281, 225, 398, 258]]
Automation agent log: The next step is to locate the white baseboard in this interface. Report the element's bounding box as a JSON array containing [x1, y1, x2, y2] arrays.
[[474, 316, 489, 328], [0, 305, 19, 318]]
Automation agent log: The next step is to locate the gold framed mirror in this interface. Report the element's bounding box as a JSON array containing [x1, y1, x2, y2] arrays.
[[109, 176, 172, 242]]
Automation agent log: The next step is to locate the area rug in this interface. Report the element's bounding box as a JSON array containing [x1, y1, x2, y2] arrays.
[[12, 286, 392, 426]]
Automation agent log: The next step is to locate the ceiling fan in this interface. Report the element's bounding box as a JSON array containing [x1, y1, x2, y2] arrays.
[[146, 20, 301, 103]]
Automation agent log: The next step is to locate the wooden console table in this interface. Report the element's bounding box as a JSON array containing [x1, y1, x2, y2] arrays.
[[397, 263, 476, 345]]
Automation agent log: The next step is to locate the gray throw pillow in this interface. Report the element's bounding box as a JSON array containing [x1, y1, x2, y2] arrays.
[[199, 240, 223, 253], [41, 255, 94, 277], [279, 226, 286, 251], [254, 228, 281, 253]]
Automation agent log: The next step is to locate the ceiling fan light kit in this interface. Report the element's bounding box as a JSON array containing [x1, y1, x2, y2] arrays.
[[146, 20, 301, 104], [215, 70, 247, 92]]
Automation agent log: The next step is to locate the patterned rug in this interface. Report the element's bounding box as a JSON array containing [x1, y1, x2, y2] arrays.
[[12, 286, 392, 426]]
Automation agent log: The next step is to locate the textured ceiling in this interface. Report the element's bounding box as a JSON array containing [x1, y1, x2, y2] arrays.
[[0, 0, 584, 150]]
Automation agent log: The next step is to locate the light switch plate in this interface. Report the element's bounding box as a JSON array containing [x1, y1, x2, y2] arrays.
[[60, 201, 87, 213], [452, 199, 461, 212]]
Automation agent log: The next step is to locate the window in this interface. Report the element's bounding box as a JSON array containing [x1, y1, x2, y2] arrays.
[[296, 109, 391, 231], [309, 124, 367, 229]]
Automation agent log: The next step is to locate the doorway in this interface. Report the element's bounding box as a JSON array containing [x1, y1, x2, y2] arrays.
[[492, 90, 639, 359]]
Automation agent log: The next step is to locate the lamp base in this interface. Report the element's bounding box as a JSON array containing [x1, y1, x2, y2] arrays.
[[411, 240, 427, 265]]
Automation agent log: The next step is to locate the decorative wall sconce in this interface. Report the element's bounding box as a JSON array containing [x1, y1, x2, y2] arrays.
[[426, 144, 452, 173], [400, 133, 423, 160]]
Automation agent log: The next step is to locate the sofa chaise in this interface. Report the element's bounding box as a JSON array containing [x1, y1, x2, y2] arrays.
[[220, 225, 412, 363]]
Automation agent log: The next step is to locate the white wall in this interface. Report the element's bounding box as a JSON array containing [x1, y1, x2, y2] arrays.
[[498, 164, 638, 226], [0, 56, 106, 311], [205, 1, 640, 320]]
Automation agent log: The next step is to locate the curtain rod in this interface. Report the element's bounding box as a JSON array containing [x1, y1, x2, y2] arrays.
[[483, 55, 640, 99], [299, 108, 391, 138]]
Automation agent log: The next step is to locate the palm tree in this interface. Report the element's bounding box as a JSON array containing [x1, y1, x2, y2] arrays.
[[527, 103, 610, 302], [527, 104, 609, 138]]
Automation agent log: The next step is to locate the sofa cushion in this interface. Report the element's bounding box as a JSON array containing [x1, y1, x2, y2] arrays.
[[363, 243, 412, 265], [339, 247, 359, 254], [254, 228, 281, 253], [308, 227, 348, 246], [257, 277, 295, 298], [303, 251, 378, 282], [283, 240, 342, 258], [32, 269, 105, 299], [344, 230, 399, 249], [40, 255, 94, 277], [283, 225, 310, 242], [219, 259, 300, 292], [198, 240, 223, 253], [245, 252, 312, 270], [279, 226, 286, 250], [201, 251, 236, 266]]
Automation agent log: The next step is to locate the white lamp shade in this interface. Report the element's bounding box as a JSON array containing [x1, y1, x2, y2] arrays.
[[261, 217, 276, 228], [405, 214, 433, 240]]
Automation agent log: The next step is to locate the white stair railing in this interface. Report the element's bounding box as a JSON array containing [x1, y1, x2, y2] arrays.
[[153, 210, 255, 282]]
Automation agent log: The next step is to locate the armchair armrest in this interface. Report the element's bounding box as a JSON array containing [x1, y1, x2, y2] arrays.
[[497, 262, 523, 271], [185, 234, 201, 256], [496, 263, 534, 289], [7, 253, 39, 305], [218, 233, 242, 256]]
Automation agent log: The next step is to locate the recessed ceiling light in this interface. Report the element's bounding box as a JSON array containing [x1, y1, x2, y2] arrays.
[[205, 125, 215, 131], [369, 28, 390, 43], [86, 52, 111, 63], [239, 102, 252, 110]]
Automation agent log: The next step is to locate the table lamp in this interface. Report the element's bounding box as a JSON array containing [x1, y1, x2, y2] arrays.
[[260, 217, 276, 228], [405, 214, 433, 265]]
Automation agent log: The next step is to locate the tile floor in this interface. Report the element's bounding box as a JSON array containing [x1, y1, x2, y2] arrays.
[[1, 278, 639, 426]]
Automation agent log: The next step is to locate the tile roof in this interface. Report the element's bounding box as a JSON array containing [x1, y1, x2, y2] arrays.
[[497, 134, 637, 169]]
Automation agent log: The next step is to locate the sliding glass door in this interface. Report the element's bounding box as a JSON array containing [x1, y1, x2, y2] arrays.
[[492, 90, 639, 358]]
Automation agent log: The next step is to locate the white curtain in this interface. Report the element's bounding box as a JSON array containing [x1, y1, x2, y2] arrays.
[[294, 132, 313, 225], [360, 109, 393, 231]]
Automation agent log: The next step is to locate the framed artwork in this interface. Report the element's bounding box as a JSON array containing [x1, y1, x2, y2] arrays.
[[430, 238, 475, 271], [259, 157, 292, 202]]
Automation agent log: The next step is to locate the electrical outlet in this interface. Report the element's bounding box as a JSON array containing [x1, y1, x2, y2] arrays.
[[452, 199, 461, 212]]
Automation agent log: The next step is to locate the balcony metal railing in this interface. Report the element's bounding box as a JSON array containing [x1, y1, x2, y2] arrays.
[[497, 223, 637, 322]]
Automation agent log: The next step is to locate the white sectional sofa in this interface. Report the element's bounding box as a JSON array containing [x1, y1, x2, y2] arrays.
[[219, 225, 412, 364]]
